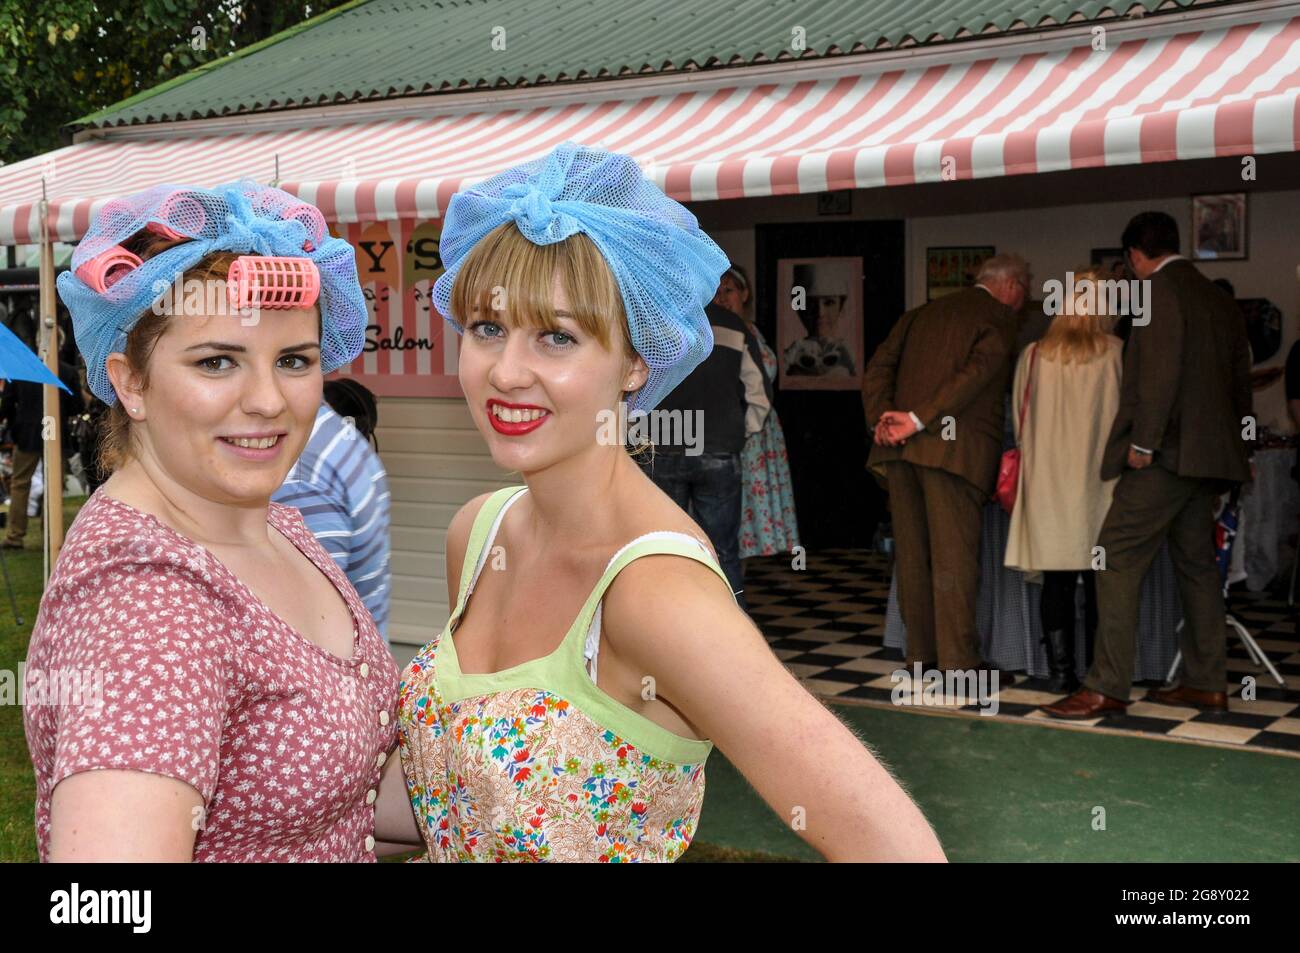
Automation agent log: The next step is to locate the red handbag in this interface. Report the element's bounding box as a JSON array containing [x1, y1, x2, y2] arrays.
[[995, 344, 1037, 514]]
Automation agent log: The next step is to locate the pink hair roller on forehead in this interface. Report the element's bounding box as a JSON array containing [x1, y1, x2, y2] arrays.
[[74, 245, 143, 293], [227, 256, 321, 311]]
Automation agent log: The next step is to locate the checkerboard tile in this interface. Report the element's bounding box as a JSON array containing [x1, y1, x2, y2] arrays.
[[745, 549, 1300, 758]]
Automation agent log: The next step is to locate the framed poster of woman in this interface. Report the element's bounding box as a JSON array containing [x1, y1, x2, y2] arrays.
[[775, 256, 863, 391]]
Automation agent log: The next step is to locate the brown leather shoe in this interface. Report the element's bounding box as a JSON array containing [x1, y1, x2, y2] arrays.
[[1041, 688, 1128, 719], [1146, 685, 1228, 711]]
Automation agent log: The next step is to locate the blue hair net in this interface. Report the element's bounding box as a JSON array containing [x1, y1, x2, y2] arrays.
[[432, 141, 730, 412], [56, 179, 366, 406]]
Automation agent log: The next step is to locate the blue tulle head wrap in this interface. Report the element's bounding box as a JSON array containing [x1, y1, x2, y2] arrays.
[[432, 141, 730, 412]]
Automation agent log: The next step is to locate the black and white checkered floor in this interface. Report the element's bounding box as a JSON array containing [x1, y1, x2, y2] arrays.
[[745, 549, 1300, 758]]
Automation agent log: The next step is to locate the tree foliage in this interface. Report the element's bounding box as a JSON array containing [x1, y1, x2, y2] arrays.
[[0, 1, 355, 165]]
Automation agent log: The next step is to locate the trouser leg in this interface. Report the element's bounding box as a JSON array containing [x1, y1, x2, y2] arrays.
[[918, 466, 984, 671], [1085, 467, 1196, 702], [5, 448, 40, 544], [1166, 481, 1228, 693], [886, 461, 935, 666]]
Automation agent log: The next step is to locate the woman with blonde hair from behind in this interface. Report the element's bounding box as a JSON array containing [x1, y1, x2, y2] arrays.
[[1004, 267, 1123, 693]]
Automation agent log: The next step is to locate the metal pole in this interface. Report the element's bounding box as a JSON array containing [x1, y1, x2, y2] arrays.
[[38, 186, 64, 581]]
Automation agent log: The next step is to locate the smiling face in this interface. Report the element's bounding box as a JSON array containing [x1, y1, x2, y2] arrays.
[[106, 257, 324, 506], [450, 224, 646, 476]]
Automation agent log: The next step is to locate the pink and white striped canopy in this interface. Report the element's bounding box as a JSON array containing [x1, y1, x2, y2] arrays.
[[2, 12, 1296, 245]]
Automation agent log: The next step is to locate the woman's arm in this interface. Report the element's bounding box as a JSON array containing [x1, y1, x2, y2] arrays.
[[603, 556, 946, 862], [373, 741, 422, 847], [49, 770, 203, 862]]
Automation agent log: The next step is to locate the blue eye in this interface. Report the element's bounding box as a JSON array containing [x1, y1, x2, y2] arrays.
[[542, 330, 575, 349], [468, 320, 504, 340]]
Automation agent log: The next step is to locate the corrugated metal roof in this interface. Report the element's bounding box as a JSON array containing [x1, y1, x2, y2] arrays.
[[76, 0, 1235, 129]]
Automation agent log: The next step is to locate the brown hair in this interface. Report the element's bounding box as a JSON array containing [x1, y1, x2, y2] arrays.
[[97, 243, 320, 474]]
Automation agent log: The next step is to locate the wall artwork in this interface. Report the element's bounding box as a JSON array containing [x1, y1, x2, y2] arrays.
[[775, 256, 863, 391], [926, 246, 995, 301], [1192, 193, 1248, 260]]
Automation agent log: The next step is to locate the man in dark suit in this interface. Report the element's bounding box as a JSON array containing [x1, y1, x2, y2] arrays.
[[862, 255, 1027, 673], [1045, 212, 1252, 718]]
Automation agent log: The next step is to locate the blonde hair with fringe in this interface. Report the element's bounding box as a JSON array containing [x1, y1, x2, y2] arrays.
[[447, 222, 652, 453]]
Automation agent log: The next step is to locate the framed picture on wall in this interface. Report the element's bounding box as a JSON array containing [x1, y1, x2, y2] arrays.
[[775, 256, 863, 390], [926, 245, 994, 301], [1192, 193, 1247, 260]]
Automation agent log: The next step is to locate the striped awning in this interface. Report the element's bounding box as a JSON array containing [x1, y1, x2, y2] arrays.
[[2, 12, 1297, 245]]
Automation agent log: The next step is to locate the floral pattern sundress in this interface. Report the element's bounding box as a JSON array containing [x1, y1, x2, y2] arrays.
[[397, 486, 735, 862]]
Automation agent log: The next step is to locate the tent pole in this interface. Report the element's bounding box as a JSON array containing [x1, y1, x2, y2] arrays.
[[38, 194, 64, 582]]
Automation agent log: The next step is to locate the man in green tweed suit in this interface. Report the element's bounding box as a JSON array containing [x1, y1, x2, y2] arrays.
[[862, 255, 1026, 673], [1045, 211, 1253, 719]]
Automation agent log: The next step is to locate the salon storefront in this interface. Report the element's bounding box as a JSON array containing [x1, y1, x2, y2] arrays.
[[0, 1, 1297, 659]]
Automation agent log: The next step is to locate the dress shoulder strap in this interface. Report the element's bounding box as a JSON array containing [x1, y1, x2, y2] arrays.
[[452, 486, 528, 615], [564, 530, 736, 674]]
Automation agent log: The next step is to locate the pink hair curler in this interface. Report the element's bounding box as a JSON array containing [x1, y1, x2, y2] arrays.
[[146, 190, 208, 241], [75, 245, 144, 293], [227, 256, 321, 311]]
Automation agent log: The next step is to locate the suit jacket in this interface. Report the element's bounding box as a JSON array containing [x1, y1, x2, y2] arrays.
[[862, 286, 1016, 495], [1100, 258, 1252, 483]]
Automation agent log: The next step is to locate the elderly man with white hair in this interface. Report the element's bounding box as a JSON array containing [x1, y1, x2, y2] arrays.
[[862, 254, 1029, 676]]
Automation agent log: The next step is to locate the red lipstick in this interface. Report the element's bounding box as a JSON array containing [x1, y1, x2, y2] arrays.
[[486, 398, 550, 436]]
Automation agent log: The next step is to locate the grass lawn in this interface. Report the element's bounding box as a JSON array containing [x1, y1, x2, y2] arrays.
[[6, 495, 1298, 863], [0, 495, 86, 863]]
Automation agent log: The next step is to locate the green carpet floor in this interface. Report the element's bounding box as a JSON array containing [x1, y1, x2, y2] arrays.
[[694, 702, 1300, 862]]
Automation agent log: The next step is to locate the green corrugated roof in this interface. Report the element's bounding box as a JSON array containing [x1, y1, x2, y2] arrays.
[[75, 0, 1230, 130]]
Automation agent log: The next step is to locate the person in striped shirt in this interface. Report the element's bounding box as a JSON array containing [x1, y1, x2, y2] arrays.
[[273, 378, 392, 641]]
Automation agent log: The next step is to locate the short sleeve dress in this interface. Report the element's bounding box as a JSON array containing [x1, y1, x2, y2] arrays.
[[397, 485, 737, 863], [22, 490, 400, 862]]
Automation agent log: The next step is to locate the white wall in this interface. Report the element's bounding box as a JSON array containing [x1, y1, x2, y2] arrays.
[[375, 397, 512, 664]]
